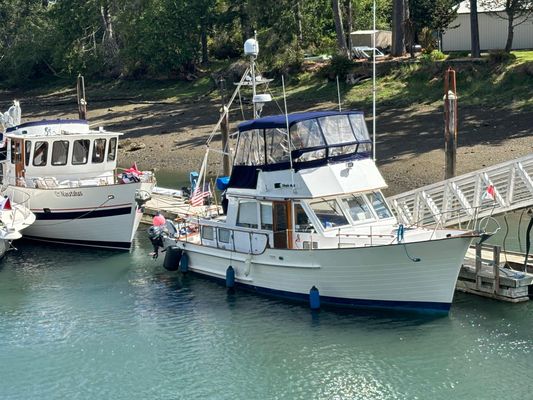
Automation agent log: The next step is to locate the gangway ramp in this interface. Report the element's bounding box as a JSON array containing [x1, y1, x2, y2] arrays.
[[388, 154, 533, 227]]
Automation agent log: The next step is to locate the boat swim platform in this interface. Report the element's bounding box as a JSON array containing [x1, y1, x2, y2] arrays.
[[458, 243, 533, 303], [388, 154, 533, 228]]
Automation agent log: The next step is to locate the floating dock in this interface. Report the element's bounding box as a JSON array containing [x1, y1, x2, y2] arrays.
[[142, 189, 220, 225], [458, 243, 533, 302]]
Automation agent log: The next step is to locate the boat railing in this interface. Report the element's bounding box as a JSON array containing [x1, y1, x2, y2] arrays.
[[180, 219, 270, 255], [1, 186, 33, 225]]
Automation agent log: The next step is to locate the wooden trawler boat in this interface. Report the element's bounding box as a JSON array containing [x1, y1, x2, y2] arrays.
[[156, 110, 479, 313], [149, 38, 482, 313], [1, 117, 155, 250]]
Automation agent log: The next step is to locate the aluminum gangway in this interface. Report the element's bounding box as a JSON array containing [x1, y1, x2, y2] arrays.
[[388, 154, 533, 228]]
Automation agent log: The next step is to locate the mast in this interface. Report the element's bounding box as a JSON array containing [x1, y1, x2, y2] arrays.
[[372, 0, 377, 161]]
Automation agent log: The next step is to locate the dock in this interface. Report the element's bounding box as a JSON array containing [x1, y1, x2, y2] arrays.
[[142, 190, 220, 225], [458, 243, 533, 302]]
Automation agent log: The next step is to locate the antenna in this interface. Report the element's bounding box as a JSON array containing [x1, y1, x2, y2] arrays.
[[281, 76, 295, 192], [336, 75, 342, 111], [372, 0, 377, 161]]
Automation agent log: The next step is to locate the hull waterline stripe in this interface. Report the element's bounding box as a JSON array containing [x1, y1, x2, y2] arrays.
[[23, 235, 132, 250], [34, 206, 133, 220], [187, 270, 451, 313]]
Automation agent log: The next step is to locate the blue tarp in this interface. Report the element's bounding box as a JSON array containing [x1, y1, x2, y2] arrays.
[[237, 111, 363, 132]]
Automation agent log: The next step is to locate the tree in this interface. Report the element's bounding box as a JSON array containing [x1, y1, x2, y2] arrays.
[[392, 0, 409, 56], [332, 0, 349, 56], [481, 0, 533, 52], [470, 0, 481, 57]]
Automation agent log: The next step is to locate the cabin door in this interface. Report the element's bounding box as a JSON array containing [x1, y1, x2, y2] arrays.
[[10, 138, 25, 183], [272, 201, 293, 249]]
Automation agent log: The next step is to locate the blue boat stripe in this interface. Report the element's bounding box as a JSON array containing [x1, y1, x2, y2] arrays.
[[34, 206, 133, 220], [186, 271, 451, 313], [23, 235, 132, 250]]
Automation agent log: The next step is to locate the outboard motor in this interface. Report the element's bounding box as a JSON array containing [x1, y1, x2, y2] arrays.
[[147, 225, 166, 259]]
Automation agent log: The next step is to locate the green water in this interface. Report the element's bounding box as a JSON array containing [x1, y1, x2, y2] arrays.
[[1, 233, 532, 400]]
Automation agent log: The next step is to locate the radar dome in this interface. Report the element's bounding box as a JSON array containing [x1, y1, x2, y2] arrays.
[[244, 38, 259, 57]]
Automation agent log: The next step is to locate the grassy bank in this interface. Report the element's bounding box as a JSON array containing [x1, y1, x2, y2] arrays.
[[2, 52, 533, 113]]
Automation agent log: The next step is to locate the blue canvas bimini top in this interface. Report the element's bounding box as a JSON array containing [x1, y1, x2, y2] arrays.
[[238, 111, 364, 131]]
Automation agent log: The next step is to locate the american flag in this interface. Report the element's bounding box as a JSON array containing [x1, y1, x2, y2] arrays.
[[189, 183, 211, 206]]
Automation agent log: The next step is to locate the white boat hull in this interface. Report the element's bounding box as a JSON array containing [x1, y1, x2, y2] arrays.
[[165, 236, 473, 312], [13, 182, 151, 250]]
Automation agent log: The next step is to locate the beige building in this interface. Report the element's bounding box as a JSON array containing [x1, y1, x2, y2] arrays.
[[442, 0, 533, 51]]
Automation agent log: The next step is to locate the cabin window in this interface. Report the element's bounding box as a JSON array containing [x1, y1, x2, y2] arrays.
[[260, 202, 273, 230], [349, 114, 372, 153], [33, 141, 48, 166], [51, 140, 69, 166], [368, 191, 393, 219], [72, 140, 90, 165], [319, 115, 356, 145], [349, 114, 371, 142], [107, 137, 117, 161], [92, 138, 106, 163], [234, 129, 265, 166], [290, 120, 326, 162], [294, 203, 312, 231], [218, 228, 231, 243], [265, 128, 290, 164], [10, 141, 22, 164], [340, 195, 373, 222], [24, 141, 31, 166], [309, 199, 349, 229], [237, 200, 258, 228], [201, 226, 215, 240]]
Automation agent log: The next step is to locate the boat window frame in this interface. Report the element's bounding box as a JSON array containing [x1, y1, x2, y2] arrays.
[[51, 140, 70, 166], [367, 191, 394, 220], [107, 137, 117, 162], [91, 138, 107, 164], [308, 197, 350, 230], [236, 199, 259, 229], [24, 140, 31, 167], [338, 193, 376, 224], [32, 141, 49, 167], [72, 139, 90, 165]]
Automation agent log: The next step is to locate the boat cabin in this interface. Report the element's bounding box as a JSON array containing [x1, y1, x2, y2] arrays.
[[1, 120, 121, 187], [229, 111, 372, 189], [196, 111, 398, 252]]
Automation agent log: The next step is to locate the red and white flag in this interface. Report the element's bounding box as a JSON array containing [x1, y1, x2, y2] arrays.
[[189, 183, 211, 206], [0, 196, 11, 210], [482, 184, 496, 201]]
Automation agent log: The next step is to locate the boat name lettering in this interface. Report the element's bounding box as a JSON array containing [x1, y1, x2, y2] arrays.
[[55, 190, 84, 197], [274, 183, 296, 189]]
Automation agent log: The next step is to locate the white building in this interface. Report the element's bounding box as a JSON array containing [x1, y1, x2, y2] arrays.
[[442, 0, 533, 52]]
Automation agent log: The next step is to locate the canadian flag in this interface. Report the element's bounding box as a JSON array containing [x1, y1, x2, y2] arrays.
[[0, 196, 11, 210], [482, 184, 496, 201]]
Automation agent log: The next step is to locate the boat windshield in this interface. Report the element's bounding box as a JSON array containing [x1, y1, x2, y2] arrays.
[[339, 194, 373, 222], [367, 191, 393, 219], [309, 199, 349, 229]]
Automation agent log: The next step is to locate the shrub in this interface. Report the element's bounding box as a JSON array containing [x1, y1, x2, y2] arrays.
[[322, 54, 354, 79], [488, 50, 516, 64], [447, 51, 470, 59], [420, 50, 446, 63]]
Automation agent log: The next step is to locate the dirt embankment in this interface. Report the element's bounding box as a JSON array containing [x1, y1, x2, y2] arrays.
[[1, 90, 532, 195]]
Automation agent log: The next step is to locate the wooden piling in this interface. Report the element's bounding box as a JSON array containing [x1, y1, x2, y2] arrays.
[[77, 74, 87, 120], [444, 68, 458, 180]]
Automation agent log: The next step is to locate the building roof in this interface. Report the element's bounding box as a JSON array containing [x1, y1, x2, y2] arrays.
[[456, 0, 506, 14]]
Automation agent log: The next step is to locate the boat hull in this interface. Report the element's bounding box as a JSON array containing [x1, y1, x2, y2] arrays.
[[164, 236, 474, 313], [11, 182, 151, 250]]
